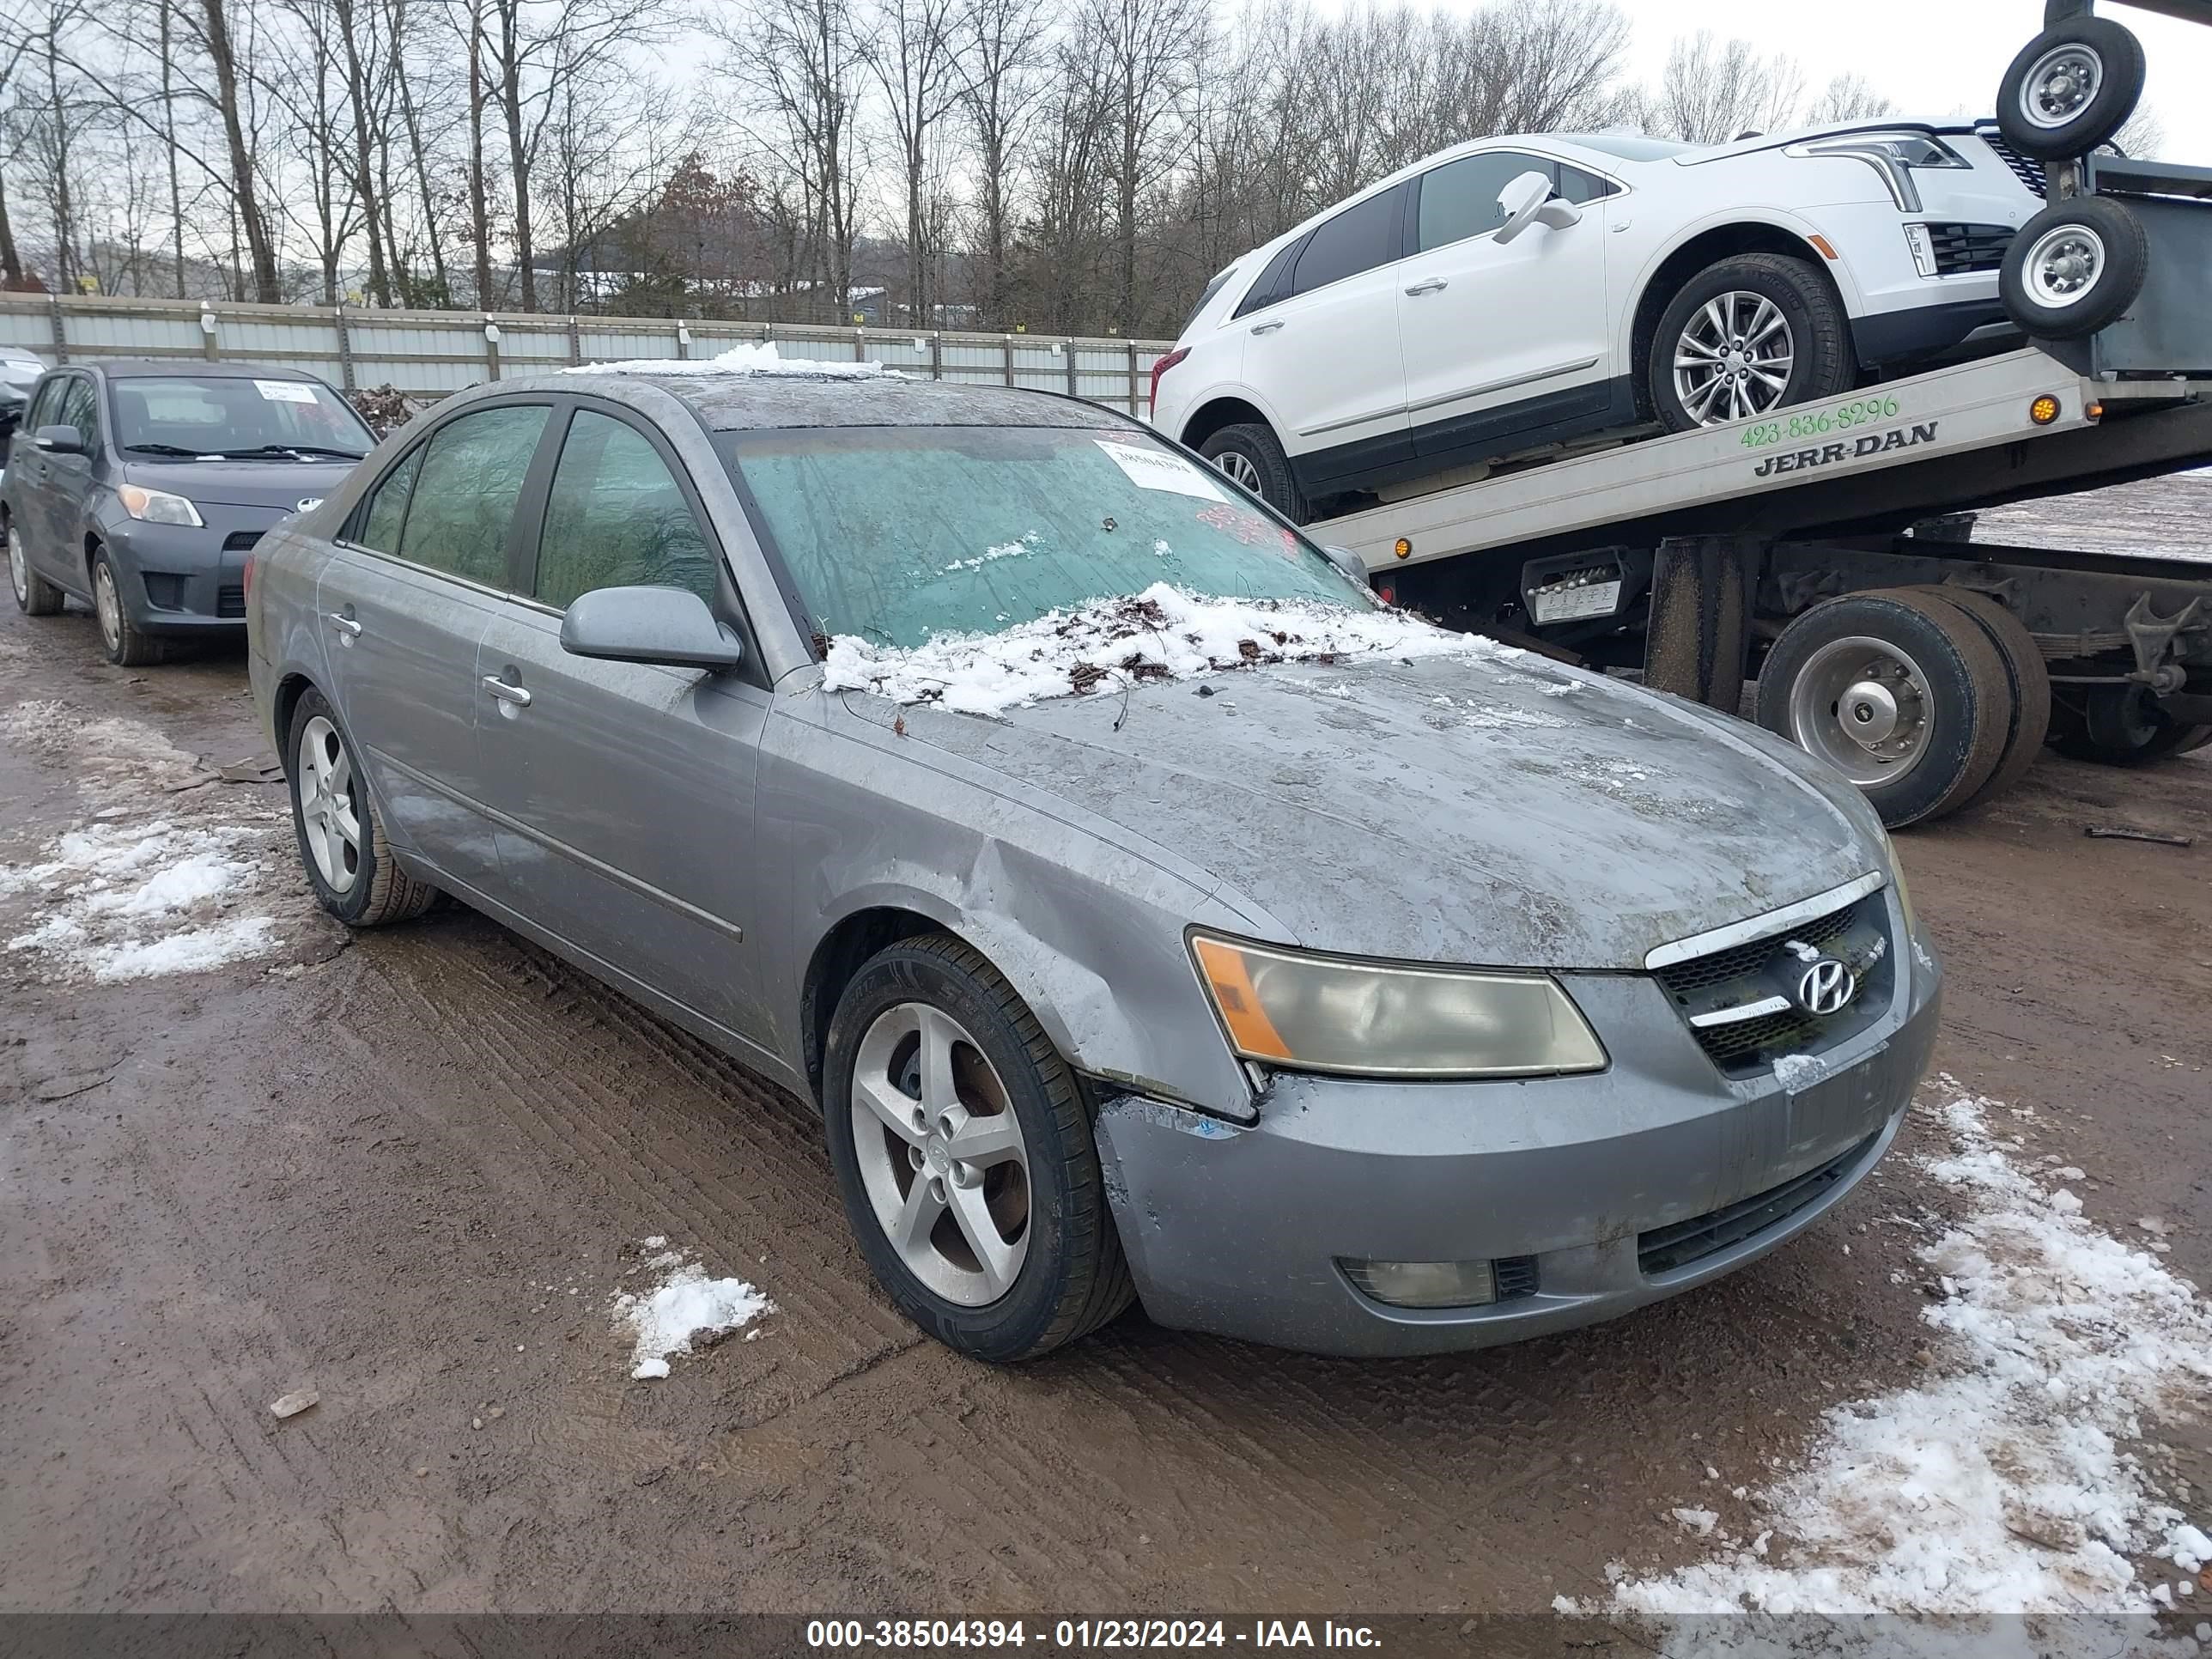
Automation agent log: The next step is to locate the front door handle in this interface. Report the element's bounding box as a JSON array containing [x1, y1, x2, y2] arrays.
[[325, 611, 361, 635], [1404, 277, 1449, 295], [1249, 320, 1284, 336], [482, 675, 532, 708]]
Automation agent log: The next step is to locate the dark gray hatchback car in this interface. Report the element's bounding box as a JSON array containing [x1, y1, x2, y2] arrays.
[[4, 360, 374, 664]]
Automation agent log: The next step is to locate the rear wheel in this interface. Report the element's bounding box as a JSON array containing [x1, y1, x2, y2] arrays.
[[91, 548, 173, 666], [2048, 684, 2211, 767], [9, 519, 63, 616], [1756, 589, 2015, 828], [1649, 254, 1854, 433], [822, 933, 1133, 1363], [1199, 422, 1309, 523], [1996, 17, 2146, 161], [1903, 586, 2051, 806], [285, 688, 438, 925]]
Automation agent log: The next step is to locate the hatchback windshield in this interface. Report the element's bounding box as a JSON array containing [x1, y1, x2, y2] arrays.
[[725, 424, 1372, 648], [110, 374, 374, 459]]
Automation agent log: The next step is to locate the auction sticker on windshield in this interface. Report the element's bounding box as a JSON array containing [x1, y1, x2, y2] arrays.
[[1096, 439, 1226, 501], [254, 380, 319, 404]]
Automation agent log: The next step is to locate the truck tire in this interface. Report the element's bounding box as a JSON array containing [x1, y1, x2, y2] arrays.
[[2049, 684, 2211, 767], [1199, 422, 1309, 524], [1996, 17, 2145, 162], [1644, 538, 1753, 713], [1904, 586, 2051, 805], [2000, 198, 2147, 340], [1649, 253, 1854, 432], [1756, 589, 2015, 829]]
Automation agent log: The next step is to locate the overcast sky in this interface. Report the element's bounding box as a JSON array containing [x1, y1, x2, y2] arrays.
[[1489, 1, 2212, 159]]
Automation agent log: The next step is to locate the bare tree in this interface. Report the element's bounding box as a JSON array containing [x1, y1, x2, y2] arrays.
[[951, 0, 1048, 325], [198, 0, 284, 299], [864, 0, 958, 323], [1648, 30, 1806, 145], [1804, 71, 1892, 126]]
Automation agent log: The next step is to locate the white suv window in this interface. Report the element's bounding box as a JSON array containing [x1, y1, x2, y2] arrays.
[[1289, 185, 1405, 296], [1415, 151, 1551, 252]]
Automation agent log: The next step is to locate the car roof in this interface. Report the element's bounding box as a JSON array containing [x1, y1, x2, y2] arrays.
[[78, 359, 329, 382], [542, 370, 1134, 434]]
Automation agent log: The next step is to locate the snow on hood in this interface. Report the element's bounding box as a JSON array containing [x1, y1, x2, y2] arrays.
[[821, 582, 1509, 717], [561, 341, 902, 380]]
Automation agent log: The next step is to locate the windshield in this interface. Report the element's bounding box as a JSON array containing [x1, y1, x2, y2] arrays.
[[109, 374, 374, 458], [1565, 133, 1697, 161], [723, 423, 1373, 648]]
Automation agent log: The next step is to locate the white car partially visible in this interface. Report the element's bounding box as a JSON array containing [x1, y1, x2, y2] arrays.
[[1150, 122, 2045, 521]]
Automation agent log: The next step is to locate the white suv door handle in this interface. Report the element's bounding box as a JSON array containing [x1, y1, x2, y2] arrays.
[[1404, 277, 1449, 295], [482, 676, 532, 707], [325, 611, 361, 635], [1249, 320, 1284, 335]]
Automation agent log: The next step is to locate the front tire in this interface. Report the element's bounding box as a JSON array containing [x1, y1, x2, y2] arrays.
[[1199, 422, 1309, 523], [1996, 17, 2146, 161], [822, 933, 1133, 1363], [9, 519, 63, 616], [1649, 253, 1854, 433], [91, 549, 173, 666], [1999, 198, 2148, 340], [285, 688, 438, 926]]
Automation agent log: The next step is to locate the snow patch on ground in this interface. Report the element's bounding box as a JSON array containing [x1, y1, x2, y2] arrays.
[[822, 582, 1512, 717], [0, 704, 207, 807], [562, 341, 902, 380], [612, 1239, 774, 1380], [1561, 1082, 2212, 1650]]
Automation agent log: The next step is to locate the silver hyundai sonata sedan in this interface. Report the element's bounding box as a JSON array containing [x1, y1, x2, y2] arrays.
[[246, 363, 1941, 1362]]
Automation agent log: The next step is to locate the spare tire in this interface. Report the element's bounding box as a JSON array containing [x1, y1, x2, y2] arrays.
[[2000, 197, 2147, 340], [1996, 17, 2145, 161]]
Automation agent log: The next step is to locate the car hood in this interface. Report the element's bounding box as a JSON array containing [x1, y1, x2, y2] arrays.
[[123, 459, 360, 513], [895, 654, 1881, 970]]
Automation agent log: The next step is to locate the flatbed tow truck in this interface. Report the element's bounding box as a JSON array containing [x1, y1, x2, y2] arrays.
[[1310, 0, 2212, 826]]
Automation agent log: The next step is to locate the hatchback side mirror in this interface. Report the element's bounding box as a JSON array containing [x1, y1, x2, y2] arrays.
[[1321, 544, 1371, 590], [33, 424, 84, 456], [1494, 171, 1583, 245], [559, 585, 744, 672]]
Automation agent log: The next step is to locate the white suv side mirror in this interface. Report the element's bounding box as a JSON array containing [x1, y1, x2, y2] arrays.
[[1495, 170, 1583, 245]]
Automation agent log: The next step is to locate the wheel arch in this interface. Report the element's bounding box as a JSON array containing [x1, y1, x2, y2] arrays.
[[1176, 394, 1273, 453], [800, 905, 948, 1105], [271, 671, 319, 774], [1625, 219, 1859, 417]]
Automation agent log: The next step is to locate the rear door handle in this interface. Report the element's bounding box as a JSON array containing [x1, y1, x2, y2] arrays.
[[325, 611, 361, 635], [1404, 277, 1449, 295], [1249, 320, 1284, 335], [482, 675, 532, 708]]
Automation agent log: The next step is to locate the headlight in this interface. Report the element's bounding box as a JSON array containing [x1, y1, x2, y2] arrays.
[[1189, 934, 1607, 1079], [117, 483, 204, 527], [1881, 832, 1921, 942], [1786, 131, 1969, 212]]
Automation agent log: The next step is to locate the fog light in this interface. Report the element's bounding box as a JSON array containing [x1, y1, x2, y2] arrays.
[[1340, 1256, 1498, 1309]]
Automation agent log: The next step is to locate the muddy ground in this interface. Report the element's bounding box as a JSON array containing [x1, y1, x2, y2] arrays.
[[1, 539, 2208, 1623]]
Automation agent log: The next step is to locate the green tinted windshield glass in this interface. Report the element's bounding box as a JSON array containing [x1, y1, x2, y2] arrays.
[[723, 424, 1370, 647]]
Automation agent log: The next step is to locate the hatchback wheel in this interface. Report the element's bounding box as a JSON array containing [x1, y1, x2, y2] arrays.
[[9, 520, 63, 616], [285, 688, 438, 925], [1650, 254, 1853, 433], [90, 548, 172, 666], [822, 933, 1133, 1362]]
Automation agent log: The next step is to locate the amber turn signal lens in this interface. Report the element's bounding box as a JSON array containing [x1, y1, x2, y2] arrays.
[[2030, 395, 2062, 426], [1394, 538, 1412, 560], [1191, 937, 1293, 1062]]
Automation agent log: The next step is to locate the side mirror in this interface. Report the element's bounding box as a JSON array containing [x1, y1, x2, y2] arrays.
[[1321, 544, 1371, 590], [33, 424, 84, 456], [1494, 171, 1583, 245], [559, 585, 744, 672]]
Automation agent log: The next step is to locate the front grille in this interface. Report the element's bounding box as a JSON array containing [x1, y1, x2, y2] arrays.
[[1638, 1131, 1879, 1276], [1978, 130, 2046, 196], [1652, 893, 1892, 1075], [1926, 222, 2015, 276], [223, 530, 264, 552], [1493, 1256, 1539, 1301], [216, 584, 246, 618]]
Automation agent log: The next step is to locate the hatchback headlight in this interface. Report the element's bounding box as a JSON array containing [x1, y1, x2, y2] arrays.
[[1190, 934, 1607, 1079], [117, 483, 204, 527]]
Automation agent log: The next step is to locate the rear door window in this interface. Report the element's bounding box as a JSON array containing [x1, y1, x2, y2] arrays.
[[1233, 241, 1304, 319], [393, 404, 550, 588], [532, 410, 719, 611], [355, 447, 424, 555], [1289, 185, 1406, 296]]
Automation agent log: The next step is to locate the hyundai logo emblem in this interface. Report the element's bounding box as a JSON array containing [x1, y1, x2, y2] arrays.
[[1795, 957, 1856, 1017]]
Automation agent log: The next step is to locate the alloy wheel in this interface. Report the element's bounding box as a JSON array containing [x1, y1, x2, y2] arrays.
[[2021, 223, 2106, 310], [94, 562, 122, 653], [848, 1001, 1030, 1307], [296, 713, 363, 894], [1673, 292, 1796, 426], [1211, 449, 1263, 493], [2019, 42, 2103, 131], [1788, 634, 1935, 787], [7, 526, 24, 606]]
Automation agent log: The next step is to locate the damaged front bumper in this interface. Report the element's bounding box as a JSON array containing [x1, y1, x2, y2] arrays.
[[1091, 942, 1942, 1357]]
